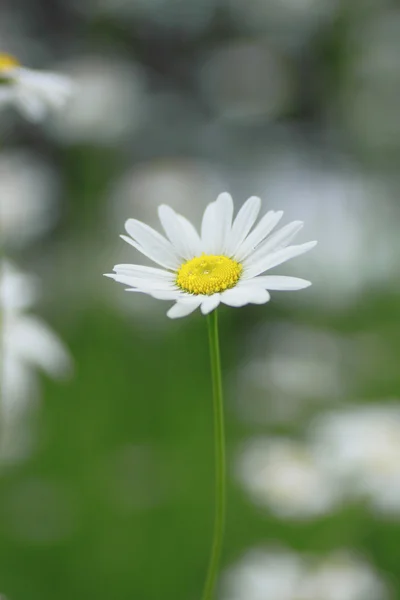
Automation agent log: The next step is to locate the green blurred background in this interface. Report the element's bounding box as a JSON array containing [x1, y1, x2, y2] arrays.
[[1, 0, 400, 598]]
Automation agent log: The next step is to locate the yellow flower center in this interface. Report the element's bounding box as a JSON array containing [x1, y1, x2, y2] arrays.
[[0, 53, 20, 73], [176, 254, 243, 295]]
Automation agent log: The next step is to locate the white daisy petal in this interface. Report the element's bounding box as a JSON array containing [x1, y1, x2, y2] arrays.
[[224, 196, 261, 256], [0, 62, 73, 123], [201, 200, 219, 253], [11, 315, 71, 376], [149, 290, 183, 300], [244, 241, 318, 279], [245, 220, 304, 265], [0, 87, 14, 105], [234, 210, 284, 262], [113, 264, 174, 280], [120, 234, 143, 251], [158, 205, 198, 260], [120, 234, 178, 270], [201, 192, 233, 254], [105, 273, 176, 291], [217, 192, 234, 251], [221, 285, 270, 307], [271, 221, 304, 250], [124, 219, 181, 270], [167, 299, 203, 319], [1, 260, 72, 458], [124, 289, 183, 301], [177, 215, 202, 256], [200, 294, 221, 315], [16, 91, 47, 122], [251, 276, 312, 290], [22, 71, 73, 110]]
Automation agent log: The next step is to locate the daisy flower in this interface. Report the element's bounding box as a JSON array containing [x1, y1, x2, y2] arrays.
[[0, 53, 73, 122], [0, 261, 72, 461], [221, 547, 389, 600], [106, 193, 317, 318]]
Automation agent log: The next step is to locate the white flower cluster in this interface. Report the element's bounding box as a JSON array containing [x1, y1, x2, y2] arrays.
[[236, 403, 400, 519], [311, 404, 400, 515], [221, 547, 390, 600], [0, 53, 73, 122], [0, 262, 72, 462], [236, 437, 341, 519], [0, 54, 73, 462]]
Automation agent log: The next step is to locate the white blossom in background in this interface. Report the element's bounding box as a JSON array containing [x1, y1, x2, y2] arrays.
[[0, 53, 73, 122], [49, 56, 146, 145], [221, 547, 390, 600], [236, 437, 341, 519], [221, 547, 304, 600], [107, 158, 221, 232], [236, 323, 347, 425], [0, 150, 60, 249], [310, 403, 400, 515], [298, 551, 390, 600], [255, 154, 397, 307], [0, 261, 72, 462]]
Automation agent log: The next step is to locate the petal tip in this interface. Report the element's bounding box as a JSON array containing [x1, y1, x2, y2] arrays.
[[216, 191, 232, 201], [157, 204, 171, 215], [124, 218, 134, 229], [166, 306, 182, 319], [249, 195, 262, 207]]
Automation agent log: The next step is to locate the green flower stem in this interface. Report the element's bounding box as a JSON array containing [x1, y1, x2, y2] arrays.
[[202, 309, 226, 600], [0, 252, 3, 447]]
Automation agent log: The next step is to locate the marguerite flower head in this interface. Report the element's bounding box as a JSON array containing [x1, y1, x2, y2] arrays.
[[106, 193, 317, 318], [0, 52, 73, 122], [105, 192, 317, 600]]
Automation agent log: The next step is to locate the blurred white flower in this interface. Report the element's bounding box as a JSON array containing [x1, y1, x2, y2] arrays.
[[236, 323, 347, 425], [49, 56, 146, 145], [311, 403, 400, 515], [255, 154, 396, 307], [0, 150, 60, 249], [0, 261, 72, 462], [221, 547, 304, 600], [0, 53, 73, 122], [236, 437, 340, 519], [298, 551, 390, 600], [221, 547, 390, 600], [108, 158, 222, 231]]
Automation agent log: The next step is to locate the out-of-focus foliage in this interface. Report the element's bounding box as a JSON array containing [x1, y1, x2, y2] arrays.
[[1, 0, 400, 598]]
